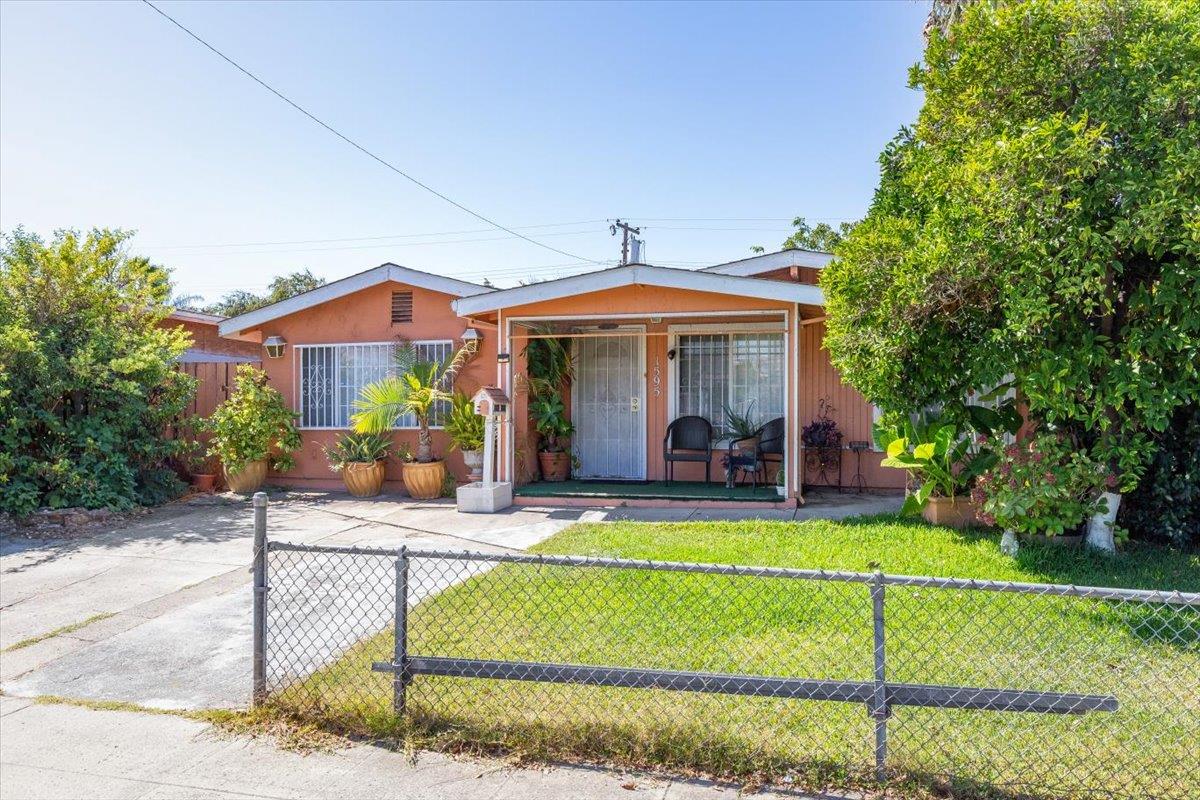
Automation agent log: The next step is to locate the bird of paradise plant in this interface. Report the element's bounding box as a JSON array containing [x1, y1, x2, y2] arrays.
[[351, 340, 474, 463]]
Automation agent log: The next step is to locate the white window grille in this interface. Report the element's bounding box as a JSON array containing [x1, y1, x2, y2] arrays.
[[298, 341, 453, 429], [676, 332, 784, 436]]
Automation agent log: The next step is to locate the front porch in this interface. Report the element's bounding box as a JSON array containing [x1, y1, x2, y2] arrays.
[[514, 479, 786, 505]]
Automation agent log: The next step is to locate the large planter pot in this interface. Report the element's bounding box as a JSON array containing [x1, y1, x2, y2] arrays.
[[461, 449, 484, 482], [402, 460, 446, 500], [538, 451, 571, 482], [224, 459, 267, 493], [191, 473, 216, 493], [341, 460, 386, 498], [922, 496, 978, 529]]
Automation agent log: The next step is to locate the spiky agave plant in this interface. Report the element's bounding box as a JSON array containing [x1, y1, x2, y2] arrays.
[[351, 340, 475, 463]]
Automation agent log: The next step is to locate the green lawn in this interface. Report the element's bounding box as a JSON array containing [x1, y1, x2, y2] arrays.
[[271, 516, 1199, 799]]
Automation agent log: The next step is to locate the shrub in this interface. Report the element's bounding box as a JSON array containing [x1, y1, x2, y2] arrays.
[[444, 392, 485, 452], [0, 228, 195, 515], [205, 366, 300, 475], [972, 433, 1108, 538], [1120, 406, 1200, 548], [322, 432, 392, 472]]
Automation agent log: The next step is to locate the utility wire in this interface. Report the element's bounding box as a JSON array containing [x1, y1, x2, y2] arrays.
[[145, 219, 608, 250], [140, 0, 605, 264]]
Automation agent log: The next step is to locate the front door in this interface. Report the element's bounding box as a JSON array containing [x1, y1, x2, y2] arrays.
[[572, 330, 646, 480]]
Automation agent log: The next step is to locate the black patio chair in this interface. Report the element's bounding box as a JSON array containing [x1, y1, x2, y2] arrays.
[[728, 416, 786, 488], [756, 416, 786, 484], [663, 415, 713, 484]]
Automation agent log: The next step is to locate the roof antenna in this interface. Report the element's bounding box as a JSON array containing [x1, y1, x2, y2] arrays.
[[609, 219, 642, 265]]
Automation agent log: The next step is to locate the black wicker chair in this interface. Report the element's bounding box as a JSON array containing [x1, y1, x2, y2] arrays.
[[663, 415, 714, 483], [756, 416, 786, 485], [728, 416, 786, 488]]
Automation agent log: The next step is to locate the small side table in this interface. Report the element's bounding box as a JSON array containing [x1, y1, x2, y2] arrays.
[[802, 445, 843, 493], [847, 440, 871, 493]]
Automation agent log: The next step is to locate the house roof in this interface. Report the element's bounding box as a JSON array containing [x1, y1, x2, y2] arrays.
[[451, 262, 824, 317], [700, 248, 833, 276], [169, 308, 226, 325], [218, 263, 490, 336]]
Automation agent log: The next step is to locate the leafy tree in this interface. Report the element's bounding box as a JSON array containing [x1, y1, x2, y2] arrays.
[[822, 0, 1200, 550], [750, 217, 856, 254], [0, 228, 196, 514], [204, 269, 324, 317]]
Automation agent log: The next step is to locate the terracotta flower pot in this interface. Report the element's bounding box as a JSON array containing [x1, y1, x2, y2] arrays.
[[538, 451, 571, 482], [922, 496, 978, 529], [191, 473, 216, 493], [224, 459, 267, 493], [461, 449, 484, 482], [402, 460, 446, 500], [342, 460, 386, 498]]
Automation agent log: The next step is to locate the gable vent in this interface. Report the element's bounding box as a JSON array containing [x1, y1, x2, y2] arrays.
[[391, 291, 413, 323]]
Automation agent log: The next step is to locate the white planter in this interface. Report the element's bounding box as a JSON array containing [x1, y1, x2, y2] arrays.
[[456, 481, 513, 513], [776, 485, 787, 498], [461, 449, 484, 482]]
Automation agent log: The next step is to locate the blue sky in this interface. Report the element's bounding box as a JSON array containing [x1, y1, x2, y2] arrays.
[[0, 1, 928, 300]]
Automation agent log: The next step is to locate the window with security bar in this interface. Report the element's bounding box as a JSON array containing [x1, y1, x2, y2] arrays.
[[676, 332, 784, 436], [298, 341, 453, 429]]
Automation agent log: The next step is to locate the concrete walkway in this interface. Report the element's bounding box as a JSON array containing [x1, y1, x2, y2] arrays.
[[0, 696, 801, 800]]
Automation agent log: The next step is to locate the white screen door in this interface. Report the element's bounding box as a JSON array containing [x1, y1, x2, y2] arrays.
[[572, 331, 646, 480]]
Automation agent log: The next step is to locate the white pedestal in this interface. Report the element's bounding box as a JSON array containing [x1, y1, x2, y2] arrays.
[[456, 481, 513, 513]]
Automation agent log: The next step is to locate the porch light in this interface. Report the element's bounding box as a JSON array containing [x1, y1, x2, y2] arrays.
[[497, 352, 511, 364], [263, 335, 287, 359], [461, 327, 481, 343]]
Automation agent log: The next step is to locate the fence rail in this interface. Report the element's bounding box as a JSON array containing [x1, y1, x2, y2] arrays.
[[254, 500, 1200, 799]]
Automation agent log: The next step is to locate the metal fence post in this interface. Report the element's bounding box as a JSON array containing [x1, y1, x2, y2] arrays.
[[870, 571, 889, 783], [394, 545, 410, 717], [252, 491, 268, 707]]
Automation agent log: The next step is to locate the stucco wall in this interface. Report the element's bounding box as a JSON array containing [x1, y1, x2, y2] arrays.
[[238, 281, 497, 491]]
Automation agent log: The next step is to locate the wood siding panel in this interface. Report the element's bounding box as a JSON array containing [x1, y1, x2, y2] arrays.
[[800, 320, 905, 490]]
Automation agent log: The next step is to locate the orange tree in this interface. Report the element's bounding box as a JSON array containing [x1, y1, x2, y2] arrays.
[[822, 0, 1200, 551]]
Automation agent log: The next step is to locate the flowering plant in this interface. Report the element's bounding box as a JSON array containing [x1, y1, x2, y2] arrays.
[[972, 432, 1109, 537]]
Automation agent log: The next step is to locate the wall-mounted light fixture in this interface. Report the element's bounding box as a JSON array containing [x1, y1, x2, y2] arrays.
[[497, 352, 511, 365], [460, 327, 481, 354], [263, 335, 287, 359], [667, 348, 677, 361]]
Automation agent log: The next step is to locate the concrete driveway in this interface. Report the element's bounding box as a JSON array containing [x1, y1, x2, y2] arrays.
[[0, 493, 600, 709], [1, 490, 898, 710]]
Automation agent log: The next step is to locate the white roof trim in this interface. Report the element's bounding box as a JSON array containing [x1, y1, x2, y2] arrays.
[[701, 248, 833, 276], [451, 263, 824, 316], [218, 263, 490, 336], [169, 308, 226, 325]]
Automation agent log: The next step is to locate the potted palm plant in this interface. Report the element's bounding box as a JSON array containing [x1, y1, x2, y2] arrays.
[[445, 392, 486, 481], [204, 366, 300, 493], [522, 328, 575, 483], [323, 431, 391, 497], [531, 394, 574, 481], [353, 340, 474, 500]]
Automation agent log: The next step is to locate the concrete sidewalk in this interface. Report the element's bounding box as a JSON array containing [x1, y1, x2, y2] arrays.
[[0, 697, 796, 800]]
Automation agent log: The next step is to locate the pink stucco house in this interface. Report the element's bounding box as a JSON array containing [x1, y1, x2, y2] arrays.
[[217, 250, 905, 504]]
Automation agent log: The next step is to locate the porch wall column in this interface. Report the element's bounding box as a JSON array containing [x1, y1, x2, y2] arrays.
[[792, 305, 804, 504]]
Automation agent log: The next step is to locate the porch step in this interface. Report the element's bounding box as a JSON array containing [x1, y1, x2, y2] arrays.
[[514, 480, 785, 503]]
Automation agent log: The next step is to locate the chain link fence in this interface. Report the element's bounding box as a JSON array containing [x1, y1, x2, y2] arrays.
[[257, 532, 1199, 798]]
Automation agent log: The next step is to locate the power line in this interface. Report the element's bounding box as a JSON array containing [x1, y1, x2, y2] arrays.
[[144, 219, 608, 250], [148, 229, 608, 258], [139, 0, 605, 265]]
